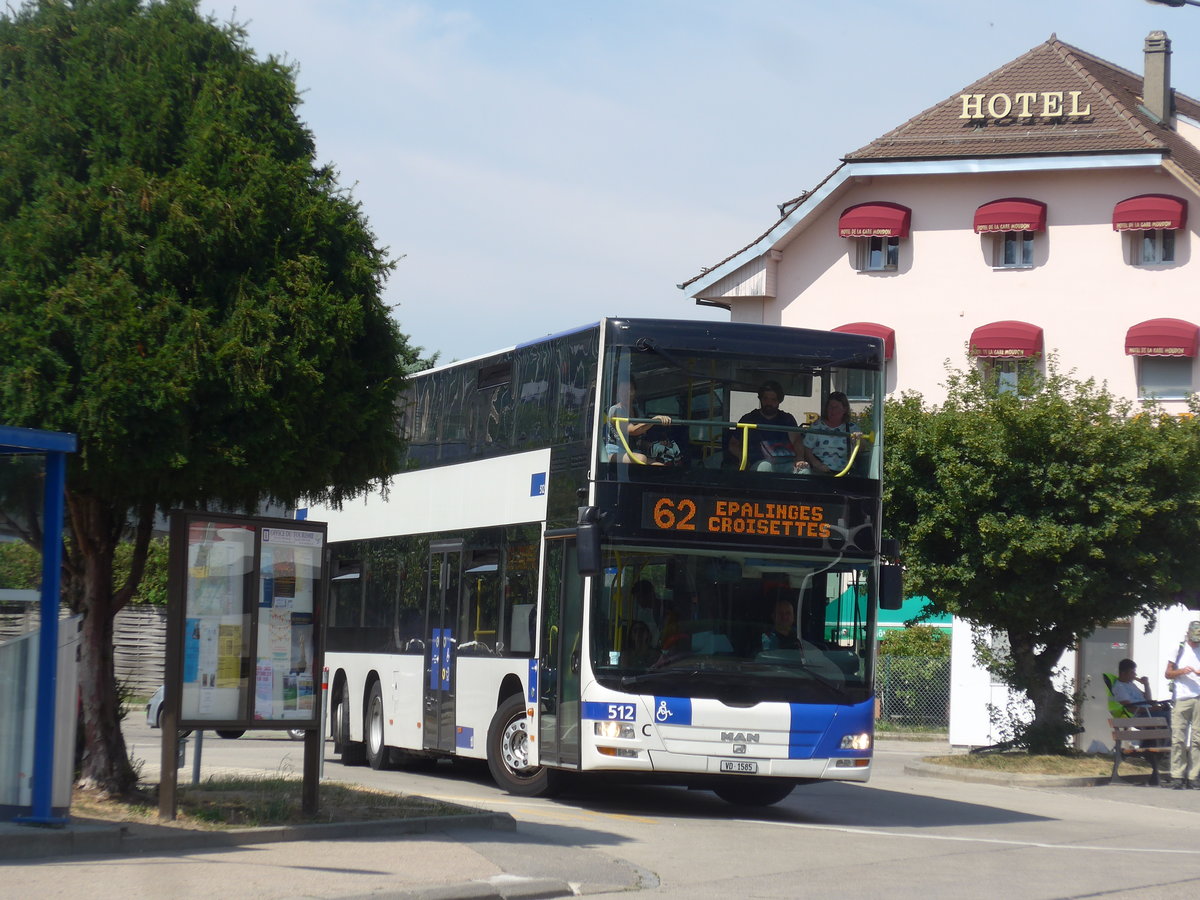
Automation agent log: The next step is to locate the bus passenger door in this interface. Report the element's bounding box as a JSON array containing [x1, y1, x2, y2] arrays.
[[538, 536, 583, 769], [424, 541, 462, 753]]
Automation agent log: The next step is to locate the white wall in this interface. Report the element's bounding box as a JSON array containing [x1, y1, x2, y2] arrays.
[[726, 166, 1197, 409]]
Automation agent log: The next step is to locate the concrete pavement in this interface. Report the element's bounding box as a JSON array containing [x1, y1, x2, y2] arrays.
[[6, 736, 1200, 899]]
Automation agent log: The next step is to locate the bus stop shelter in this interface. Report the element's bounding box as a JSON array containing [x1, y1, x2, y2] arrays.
[[0, 425, 77, 825]]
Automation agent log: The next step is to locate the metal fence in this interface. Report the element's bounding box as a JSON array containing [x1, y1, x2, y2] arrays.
[[876, 655, 950, 732]]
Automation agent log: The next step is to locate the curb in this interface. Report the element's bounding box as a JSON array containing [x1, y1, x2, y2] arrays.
[[904, 760, 1135, 788], [0, 810, 516, 862]]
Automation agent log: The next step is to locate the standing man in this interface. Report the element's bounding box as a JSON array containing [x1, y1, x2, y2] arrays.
[[1165, 621, 1200, 790]]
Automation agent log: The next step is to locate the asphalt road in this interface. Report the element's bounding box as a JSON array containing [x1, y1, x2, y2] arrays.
[[116, 718, 1200, 899]]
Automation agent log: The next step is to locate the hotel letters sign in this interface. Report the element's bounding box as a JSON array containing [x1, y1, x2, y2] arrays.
[[958, 90, 1092, 122]]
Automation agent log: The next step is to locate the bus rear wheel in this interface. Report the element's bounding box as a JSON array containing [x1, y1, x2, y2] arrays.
[[334, 682, 366, 766], [713, 779, 795, 807], [366, 681, 390, 770], [487, 695, 558, 797]]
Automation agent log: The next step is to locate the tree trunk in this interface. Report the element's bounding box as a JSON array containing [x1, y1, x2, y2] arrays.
[[1008, 631, 1075, 754], [69, 493, 137, 795]]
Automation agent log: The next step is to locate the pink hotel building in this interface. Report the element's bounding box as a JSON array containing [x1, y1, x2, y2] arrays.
[[680, 33, 1200, 748]]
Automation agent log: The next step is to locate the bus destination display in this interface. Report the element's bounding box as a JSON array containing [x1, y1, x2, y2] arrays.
[[643, 494, 834, 540]]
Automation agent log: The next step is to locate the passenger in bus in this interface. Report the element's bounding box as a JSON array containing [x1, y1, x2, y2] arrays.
[[728, 380, 805, 473], [801, 391, 863, 475], [604, 375, 672, 465], [762, 599, 802, 651], [621, 620, 659, 668], [631, 579, 662, 641]]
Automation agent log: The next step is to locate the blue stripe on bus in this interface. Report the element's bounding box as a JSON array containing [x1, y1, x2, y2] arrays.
[[455, 726, 474, 750], [652, 697, 691, 725], [581, 701, 637, 722], [789, 700, 875, 758], [434, 628, 448, 696]]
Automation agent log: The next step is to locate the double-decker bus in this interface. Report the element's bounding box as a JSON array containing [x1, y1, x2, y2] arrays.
[[313, 318, 899, 806]]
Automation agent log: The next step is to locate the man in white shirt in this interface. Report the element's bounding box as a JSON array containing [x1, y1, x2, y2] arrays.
[[1164, 621, 1200, 789], [1112, 658, 1168, 715]]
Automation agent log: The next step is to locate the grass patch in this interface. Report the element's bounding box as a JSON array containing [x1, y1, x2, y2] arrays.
[[926, 752, 1152, 776], [71, 776, 465, 830]]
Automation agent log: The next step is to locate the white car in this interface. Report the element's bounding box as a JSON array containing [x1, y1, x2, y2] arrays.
[[145, 685, 305, 739]]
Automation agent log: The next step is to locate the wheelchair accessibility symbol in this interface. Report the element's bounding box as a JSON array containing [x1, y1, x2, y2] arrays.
[[656, 700, 672, 722]]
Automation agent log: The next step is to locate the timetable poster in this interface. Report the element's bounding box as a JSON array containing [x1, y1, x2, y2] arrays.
[[253, 527, 323, 720]]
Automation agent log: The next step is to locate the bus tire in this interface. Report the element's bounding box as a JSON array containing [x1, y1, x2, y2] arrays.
[[365, 680, 390, 770], [486, 694, 558, 797], [335, 682, 366, 766], [713, 779, 795, 807], [214, 730, 245, 739]]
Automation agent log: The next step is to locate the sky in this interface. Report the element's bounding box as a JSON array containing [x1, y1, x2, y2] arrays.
[[197, 0, 1200, 363]]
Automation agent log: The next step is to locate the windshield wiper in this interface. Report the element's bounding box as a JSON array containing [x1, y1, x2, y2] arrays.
[[619, 668, 703, 690]]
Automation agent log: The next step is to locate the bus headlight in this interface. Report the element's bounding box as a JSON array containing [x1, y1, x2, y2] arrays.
[[594, 721, 636, 740], [840, 732, 871, 751]]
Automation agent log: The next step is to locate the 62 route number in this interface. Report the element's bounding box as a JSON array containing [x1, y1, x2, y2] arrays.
[[652, 497, 697, 531]]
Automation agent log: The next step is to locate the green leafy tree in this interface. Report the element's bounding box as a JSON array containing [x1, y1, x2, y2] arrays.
[[0, 0, 420, 792], [884, 358, 1200, 753]]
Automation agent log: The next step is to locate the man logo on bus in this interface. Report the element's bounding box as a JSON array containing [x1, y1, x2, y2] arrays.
[[656, 700, 672, 722]]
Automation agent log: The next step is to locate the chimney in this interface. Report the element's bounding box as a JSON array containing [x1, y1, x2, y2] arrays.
[[1144, 30, 1173, 126]]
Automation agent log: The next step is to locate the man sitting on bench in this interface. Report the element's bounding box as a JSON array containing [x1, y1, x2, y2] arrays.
[[1112, 658, 1172, 719]]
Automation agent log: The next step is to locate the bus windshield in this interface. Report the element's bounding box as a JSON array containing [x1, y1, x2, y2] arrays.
[[589, 545, 875, 705], [598, 333, 882, 480]]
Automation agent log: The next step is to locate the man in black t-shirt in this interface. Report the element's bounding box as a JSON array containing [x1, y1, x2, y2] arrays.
[[729, 380, 806, 472]]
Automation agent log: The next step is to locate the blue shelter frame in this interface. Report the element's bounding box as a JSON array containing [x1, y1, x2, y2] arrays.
[[1, 425, 76, 826]]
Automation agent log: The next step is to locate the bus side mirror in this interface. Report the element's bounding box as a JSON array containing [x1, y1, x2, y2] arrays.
[[879, 564, 903, 610], [577, 506, 601, 576]]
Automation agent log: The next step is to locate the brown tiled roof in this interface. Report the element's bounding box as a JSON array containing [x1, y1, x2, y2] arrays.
[[845, 35, 1200, 182]]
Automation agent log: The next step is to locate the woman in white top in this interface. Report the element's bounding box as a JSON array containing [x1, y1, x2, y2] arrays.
[[802, 391, 862, 474]]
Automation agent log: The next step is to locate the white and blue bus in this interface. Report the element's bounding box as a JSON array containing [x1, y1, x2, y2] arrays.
[[313, 318, 899, 806]]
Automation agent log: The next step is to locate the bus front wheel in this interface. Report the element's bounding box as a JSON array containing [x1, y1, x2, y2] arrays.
[[486, 695, 558, 797], [713, 779, 795, 807], [334, 682, 366, 766]]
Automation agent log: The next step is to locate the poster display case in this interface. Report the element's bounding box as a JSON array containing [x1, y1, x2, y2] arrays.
[[167, 511, 326, 730]]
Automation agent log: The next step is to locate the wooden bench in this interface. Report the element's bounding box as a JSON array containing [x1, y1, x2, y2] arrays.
[[1109, 716, 1171, 785]]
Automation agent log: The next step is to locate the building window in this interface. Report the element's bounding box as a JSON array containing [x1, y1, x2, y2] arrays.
[[1137, 356, 1193, 399], [993, 231, 1034, 268], [1130, 229, 1175, 266], [835, 368, 874, 402], [857, 236, 899, 271], [978, 358, 1040, 396]]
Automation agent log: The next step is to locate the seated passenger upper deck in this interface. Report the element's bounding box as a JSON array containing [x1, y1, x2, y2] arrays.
[[597, 319, 883, 484]]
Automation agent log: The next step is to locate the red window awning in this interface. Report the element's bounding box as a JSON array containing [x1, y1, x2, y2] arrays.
[[838, 202, 911, 238], [1125, 318, 1199, 357], [832, 322, 895, 360], [973, 198, 1046, 233], [969, 321, 1044, 358], [1112, 194, 1187, 231]]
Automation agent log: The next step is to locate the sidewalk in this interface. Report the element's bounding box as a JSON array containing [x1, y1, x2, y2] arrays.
[[0, 811, 647, 899]]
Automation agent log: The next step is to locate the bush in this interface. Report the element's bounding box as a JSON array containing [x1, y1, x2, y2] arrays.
[[0, 539, 40, 590], [0, 535, 168, 603], [878, 624, 950, 657]]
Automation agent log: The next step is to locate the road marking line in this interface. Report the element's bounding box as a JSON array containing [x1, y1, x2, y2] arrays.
[[734, 819, 1200, 856]]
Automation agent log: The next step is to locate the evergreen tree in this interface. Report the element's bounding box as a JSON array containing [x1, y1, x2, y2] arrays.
[[0, 0, 418, 792]]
